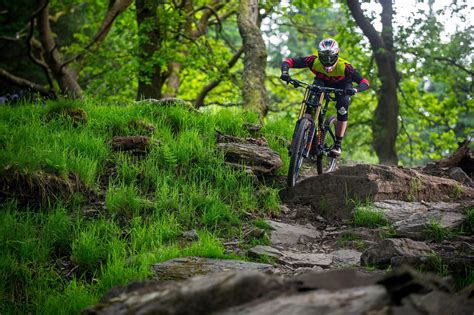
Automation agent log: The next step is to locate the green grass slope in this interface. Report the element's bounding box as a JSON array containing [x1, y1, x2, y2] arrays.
[[0, 99, 292, 314]]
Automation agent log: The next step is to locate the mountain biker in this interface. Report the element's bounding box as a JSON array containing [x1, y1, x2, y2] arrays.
[[280, 38, 369, 157]]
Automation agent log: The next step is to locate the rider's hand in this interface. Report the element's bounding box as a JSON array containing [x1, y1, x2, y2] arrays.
[[280, 71, 290, 82], [344, 87, 357, 96]]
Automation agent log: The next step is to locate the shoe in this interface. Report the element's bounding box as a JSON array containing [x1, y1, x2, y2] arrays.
[[330, 144, 342, 157]]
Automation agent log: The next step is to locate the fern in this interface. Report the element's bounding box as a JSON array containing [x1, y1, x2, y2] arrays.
[[161, 145, 177, 167]]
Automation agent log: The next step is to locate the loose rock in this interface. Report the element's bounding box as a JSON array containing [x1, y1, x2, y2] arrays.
[[361, 238, 433, 267], [152, 257, 275, 281], [331, 249, 362, 267], [266, 220, 321, 246], [248, 245, 284, 260]]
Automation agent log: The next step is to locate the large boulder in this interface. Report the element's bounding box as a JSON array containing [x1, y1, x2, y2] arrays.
[[85, 266, 474, 315], [280, 164, 474, 219]]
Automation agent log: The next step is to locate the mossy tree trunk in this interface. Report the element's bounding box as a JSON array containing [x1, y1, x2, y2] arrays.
[[136, 0, 166, 100], [347, 0, 399, 165], [237, 0, 269, 116]]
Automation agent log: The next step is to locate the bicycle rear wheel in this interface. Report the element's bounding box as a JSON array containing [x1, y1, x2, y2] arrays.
[[287, 118, 311, 187], [316, 115, 337, 175]]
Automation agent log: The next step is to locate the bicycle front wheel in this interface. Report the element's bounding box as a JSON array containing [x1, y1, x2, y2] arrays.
[[287, 118, 311, 187], [316, 115, 337, 175]]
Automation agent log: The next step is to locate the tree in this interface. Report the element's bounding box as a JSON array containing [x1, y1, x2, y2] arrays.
[[347, 0, 399, 165], [394, 1, 473, 164], [136, 0, 165, 100], [237, 0, 269, 116], [0, 0, 133, 98], [135, 0, 236, 100]]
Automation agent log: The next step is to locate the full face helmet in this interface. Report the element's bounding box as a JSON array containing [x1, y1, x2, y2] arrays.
[[317, 38, 339, 73]]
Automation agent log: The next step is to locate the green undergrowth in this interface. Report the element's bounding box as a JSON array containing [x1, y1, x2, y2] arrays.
[[0, 99, 291, 314], [424, 219, 451, 242], [352, 204, 389, 228]]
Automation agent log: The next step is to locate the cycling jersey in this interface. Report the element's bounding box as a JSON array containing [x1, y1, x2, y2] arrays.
[[282, 54, 369, 91]]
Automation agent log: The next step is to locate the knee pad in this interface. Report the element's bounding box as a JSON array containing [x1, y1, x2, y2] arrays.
[[336, 96, 350, 121]]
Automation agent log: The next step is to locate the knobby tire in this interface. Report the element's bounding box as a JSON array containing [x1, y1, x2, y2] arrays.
[[317, 115, 337, 175], [287, 118, 311, 187]]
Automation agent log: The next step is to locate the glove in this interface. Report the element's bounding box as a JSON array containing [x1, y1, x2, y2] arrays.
[[280, 71, 290, 82], [344, 87, 357, 96]]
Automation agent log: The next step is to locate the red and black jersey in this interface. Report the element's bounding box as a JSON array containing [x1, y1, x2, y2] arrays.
[[282, 55, 369, 92]]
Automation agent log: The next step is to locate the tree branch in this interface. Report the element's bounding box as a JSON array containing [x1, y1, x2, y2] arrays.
[[190, 1, 225, 39], [380, 0, 394, 52], [60, 0, 133, 70], [0, 68, 50, 95], [346, 0, 385, 51], [195, 46, 244, 108], [27, 0, 55, 90], [433, 57, 474, 76]]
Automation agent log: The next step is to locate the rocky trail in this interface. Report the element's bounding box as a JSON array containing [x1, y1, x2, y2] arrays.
[[85, 143, 474, 314]]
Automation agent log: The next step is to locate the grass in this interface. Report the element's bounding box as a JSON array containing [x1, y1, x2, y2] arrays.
[[352, 205, 389, 228], [424, 219, 451, 242], [425, 253, 450, 277], [0, 99, 289, 314], [450, 183, 465, 199], [337, 233, 368, 250]]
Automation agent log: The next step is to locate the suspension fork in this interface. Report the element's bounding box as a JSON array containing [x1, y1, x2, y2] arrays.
[[318, 95, 331, 147]]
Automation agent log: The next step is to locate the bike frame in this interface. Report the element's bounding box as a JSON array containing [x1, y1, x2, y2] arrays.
[[289, 79, 341, 158]]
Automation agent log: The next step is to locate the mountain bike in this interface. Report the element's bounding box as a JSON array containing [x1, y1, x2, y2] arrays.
[[286, 78, 345, 187]]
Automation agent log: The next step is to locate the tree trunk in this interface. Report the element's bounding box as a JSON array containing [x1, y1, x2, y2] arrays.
[[237, 0, 269, 116], [347, 0, 399, 165], [164, 61, 181, 98], [37, 0, 82, 97], [136, 0, 165, 100]]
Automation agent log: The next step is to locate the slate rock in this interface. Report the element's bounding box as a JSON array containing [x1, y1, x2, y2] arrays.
[[218, 285, 389, 315], [280, 164, 474, 219], [152, 257, 274, 281], [361, 238, 433, 267], [86, 271, 284, 315], [266, 220, 321, 246], [279, 252, 333, 268], [448, 167, 473, 186], [86, 266, 474, 315], [248, 245, 284, 259], [373, 200, 465, 240], [293, 268, 384, 291], [407, 290, 474, 315], [331, 249, 362, 267]]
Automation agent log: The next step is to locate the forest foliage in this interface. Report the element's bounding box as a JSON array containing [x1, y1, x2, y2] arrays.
[[0, 1, 473, 313], [0, 0, 472, 164]]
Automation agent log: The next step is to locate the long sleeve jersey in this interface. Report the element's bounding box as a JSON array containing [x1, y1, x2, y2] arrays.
[[282, 55, 369, 92]]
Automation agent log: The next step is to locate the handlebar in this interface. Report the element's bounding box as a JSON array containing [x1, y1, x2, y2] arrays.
[[286, 78, 344, 95]]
